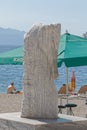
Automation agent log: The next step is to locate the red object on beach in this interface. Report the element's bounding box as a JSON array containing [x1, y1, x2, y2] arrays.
[[69, 71, 76, 92]]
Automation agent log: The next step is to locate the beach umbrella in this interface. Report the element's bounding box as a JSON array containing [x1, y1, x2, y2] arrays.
[[69, 71, 76, 93], [0, 46, 23, 65], [57, 33, 87, 102], [57, 33, 87, 67], [1, 33, 87, 66]]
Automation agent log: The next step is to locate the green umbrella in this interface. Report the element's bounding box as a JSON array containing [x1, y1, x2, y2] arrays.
[[0, 33, 87, 66], [57, 33, 87, 103], [0, 46, 23, 65], [57, 33, 87, 67]]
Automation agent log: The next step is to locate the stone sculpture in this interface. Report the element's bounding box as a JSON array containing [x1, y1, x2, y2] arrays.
[[21, 24, 61, 118]]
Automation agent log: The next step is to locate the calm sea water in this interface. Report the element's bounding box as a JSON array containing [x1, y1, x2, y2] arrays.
[[0, 45, 23, 93], [55, 65, 87, 93], [0, 45, 87, 93]]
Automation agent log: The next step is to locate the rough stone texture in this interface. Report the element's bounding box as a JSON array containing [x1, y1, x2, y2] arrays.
[[21, 24, 61, 118]]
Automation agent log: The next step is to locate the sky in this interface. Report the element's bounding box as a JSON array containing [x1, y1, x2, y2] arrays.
[[0, 0, 87, 36]]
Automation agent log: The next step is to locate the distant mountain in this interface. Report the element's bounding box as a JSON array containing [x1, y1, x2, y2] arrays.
[[0, 27, 25, 45]]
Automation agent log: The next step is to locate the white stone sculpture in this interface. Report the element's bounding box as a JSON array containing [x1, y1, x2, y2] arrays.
[[21, 24, 61, 119]]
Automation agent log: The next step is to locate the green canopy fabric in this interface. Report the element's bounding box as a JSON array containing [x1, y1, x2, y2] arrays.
[[57, 33, 87, 67], [0, 46, 23, 65], [1, 33, 87, 66]]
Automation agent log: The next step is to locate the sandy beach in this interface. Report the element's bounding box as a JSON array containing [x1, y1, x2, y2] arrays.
[[0, 94, 87, 118]]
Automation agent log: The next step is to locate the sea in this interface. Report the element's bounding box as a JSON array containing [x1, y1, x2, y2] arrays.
[[0, 45, 23, 94], [0, 45, 87, 93]]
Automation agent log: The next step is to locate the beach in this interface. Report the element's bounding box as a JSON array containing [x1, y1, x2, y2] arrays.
[[58, 94, 87, 118], [0, 94, 87, 118], [0, 94, 22, 113]]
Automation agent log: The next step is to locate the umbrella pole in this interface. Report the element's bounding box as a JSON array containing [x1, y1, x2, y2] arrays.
[[66, 67, 68, 104]]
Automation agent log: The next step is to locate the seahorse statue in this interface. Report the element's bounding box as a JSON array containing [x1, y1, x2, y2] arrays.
[[21, 24, 61, 118]]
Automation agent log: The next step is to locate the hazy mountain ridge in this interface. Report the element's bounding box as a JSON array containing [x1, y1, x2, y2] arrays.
[[0, 27, 25, 45]]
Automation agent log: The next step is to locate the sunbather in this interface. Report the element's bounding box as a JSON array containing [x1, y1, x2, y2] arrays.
[[7, 82, 20, 94]]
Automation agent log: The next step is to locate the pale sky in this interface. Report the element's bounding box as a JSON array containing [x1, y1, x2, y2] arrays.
[[0, 0, 87, 36]]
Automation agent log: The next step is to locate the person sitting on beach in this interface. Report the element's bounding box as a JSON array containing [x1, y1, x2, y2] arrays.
[[58, 84, 66, 94], [7, 82, 20, 94]]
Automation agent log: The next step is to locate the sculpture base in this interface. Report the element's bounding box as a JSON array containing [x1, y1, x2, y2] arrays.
[[0, 112, 87, 130]]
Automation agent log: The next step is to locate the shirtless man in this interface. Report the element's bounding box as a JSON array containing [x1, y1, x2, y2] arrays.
[[7, 82, 16, 94]]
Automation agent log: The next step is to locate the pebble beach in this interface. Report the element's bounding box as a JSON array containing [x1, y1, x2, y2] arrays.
[[0, 94, 22, 113], [58, 94, 87, 118], [0, 94, 87, 118]]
